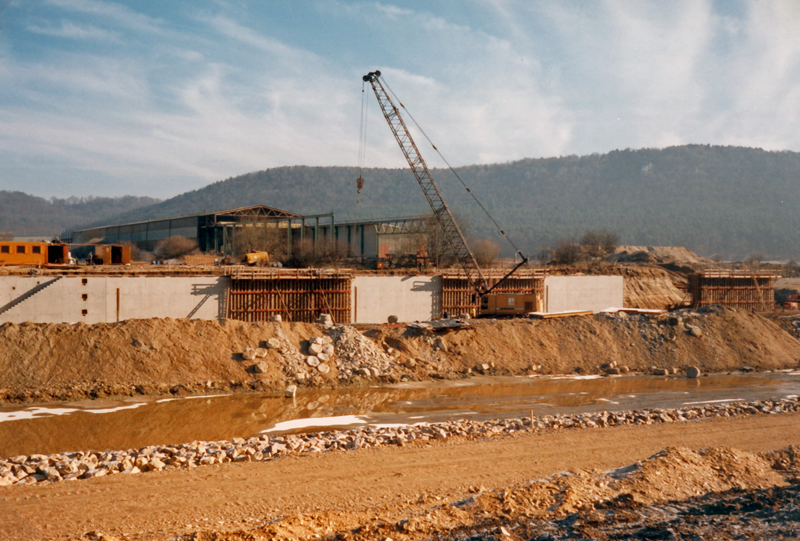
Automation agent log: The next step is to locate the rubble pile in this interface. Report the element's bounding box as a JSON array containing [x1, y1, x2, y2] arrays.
[[271, 325, 336, 384], [3, 396, 799, 487], [328, 325, 398, 381], [785, 315, 800, 338]]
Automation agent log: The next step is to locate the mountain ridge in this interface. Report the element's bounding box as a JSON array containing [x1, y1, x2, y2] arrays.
[[3, 145, 798, 259]]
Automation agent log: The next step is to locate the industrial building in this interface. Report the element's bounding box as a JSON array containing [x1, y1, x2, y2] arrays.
[[67, 205, 430, 260]]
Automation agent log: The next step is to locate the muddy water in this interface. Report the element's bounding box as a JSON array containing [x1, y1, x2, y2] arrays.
[[2, 371, 800, 457]]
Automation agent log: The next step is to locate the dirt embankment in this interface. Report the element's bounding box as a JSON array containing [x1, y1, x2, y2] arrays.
[[616, 266, 687, 309], [0, 307, 798, 403]]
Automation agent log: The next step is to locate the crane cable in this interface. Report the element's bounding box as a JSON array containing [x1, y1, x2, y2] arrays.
[[380, 77, 525, 259], [356, 80, 370, 222]]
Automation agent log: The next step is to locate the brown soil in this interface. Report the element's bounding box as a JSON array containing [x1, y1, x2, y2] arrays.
[[1, 307, 798, 403], [1, 412, 798, 541], [612, 265, 687, 309], [614, 245, 714, 267]]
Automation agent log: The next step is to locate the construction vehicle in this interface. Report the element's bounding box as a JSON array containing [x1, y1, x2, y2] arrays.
[[362, 70, 532, 317], [243, 251, 270, 266]]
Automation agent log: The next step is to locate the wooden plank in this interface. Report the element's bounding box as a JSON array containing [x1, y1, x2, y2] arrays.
[[528, 310, 594, 319]]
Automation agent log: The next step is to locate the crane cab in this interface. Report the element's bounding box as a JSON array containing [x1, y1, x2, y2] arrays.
[[479, 293, 540, 317]]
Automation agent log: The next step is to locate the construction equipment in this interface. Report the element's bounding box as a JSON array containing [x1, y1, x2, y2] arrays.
[[243, 251, 270, 266], [362, 70, 530, 317]]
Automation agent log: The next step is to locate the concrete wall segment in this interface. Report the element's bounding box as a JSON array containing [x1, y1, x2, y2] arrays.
[[0, 276, 226, 324], [543, 275, 624, 313], [352, 275, 441, 323]]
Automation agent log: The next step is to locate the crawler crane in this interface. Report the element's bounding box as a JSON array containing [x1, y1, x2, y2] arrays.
[[362, 70, 534, 317]]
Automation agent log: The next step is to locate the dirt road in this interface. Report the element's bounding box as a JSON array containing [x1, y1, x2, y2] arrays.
[[2, 412, 799, 541]]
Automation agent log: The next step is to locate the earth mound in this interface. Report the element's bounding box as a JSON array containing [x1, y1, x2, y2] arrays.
[[612, 245, 714, 268], [0, 306, 798, 403]]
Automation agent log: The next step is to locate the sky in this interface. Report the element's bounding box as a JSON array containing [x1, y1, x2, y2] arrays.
[[0, 0, 799, 199]]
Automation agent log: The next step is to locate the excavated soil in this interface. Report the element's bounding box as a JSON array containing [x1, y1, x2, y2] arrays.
[[1, 306, 798, 403], [610, 265, 687, 310]]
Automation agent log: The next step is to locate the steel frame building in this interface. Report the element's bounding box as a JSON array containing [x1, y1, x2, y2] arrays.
[[68, 206, 431, 260]]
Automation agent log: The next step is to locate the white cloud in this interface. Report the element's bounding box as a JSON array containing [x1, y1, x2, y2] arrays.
[[45, 0, 164, 33], [27, 20, 119, 40], [2, 0, 800, 198]]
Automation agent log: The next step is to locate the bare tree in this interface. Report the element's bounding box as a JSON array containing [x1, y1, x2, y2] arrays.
[[535, 244, 552, 266], [120, 241, 152, 262], [234, 220, 285, 260], [746, 252, 765, 269], [553, 238, 581, 265], [421, 212, 474, 268], [580, 230, 620, 260], [154, 236, 199, 260], [318, 238, 351, 268], [471, 239, 501, 267], [0, 231, 12, 241]]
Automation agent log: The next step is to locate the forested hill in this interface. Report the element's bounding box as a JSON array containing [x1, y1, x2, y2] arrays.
[[89, 145, 800, 260], [0, 192, 160, 238], [5, 145, 799, 259]]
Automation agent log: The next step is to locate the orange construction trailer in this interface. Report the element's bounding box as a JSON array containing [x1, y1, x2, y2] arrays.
[[0, 242, 70, 266]]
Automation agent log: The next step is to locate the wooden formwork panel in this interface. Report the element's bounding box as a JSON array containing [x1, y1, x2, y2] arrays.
[[227, 270, 352, 323], [440, 269, 546, 315], [689, 271, 775, 312]]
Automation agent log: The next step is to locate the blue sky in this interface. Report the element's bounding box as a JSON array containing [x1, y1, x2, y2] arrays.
[[1, 0, 799, 199]]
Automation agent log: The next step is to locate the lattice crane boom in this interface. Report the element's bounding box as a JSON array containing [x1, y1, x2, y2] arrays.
[[363, 70, 489, 295]]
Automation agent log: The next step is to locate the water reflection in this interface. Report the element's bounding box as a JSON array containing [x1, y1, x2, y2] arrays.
[[1, 372, 799, 457]]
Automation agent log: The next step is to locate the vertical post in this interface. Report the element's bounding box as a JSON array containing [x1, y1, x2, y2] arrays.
[[314, 216, 320, 258], [286, 219, 292, 257], [116, 288, 120, 322]]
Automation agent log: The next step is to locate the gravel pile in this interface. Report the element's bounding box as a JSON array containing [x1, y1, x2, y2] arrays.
[[2, 396, 799, 487], [328, 325, 398, 380]]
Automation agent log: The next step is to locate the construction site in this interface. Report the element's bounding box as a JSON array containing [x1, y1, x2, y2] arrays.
[[1, 70, 800, 541]]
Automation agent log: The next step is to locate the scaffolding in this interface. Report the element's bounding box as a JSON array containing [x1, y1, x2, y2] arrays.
[[440, 269, 547, 316], [227, 269, 353, 323], [688, 271, 776, 312]]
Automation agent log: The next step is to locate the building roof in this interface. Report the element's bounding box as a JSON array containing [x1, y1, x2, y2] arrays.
[[70, 205, 303, 234], [212, 205, 302, 220]]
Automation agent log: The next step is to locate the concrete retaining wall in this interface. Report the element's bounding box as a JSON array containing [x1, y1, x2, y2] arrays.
[[0, 274, 625, 324], [0, 276, 226, 324], [543, 275, 624, 313], [352, 275, 441, 324]]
